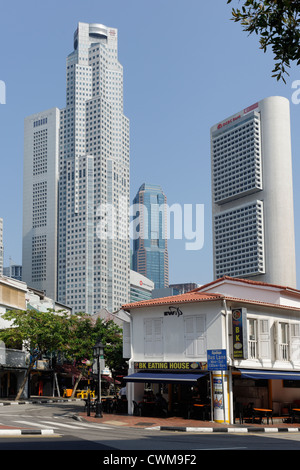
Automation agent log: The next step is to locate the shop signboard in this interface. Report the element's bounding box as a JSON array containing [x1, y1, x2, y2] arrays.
[[134, 361, 207, 371], [232, 308, 248, 359], [207, 349, 227, 371]]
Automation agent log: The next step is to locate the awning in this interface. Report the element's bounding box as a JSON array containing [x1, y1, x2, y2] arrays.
[[123, 372, 207, 384], [238, 369, 300, 381], [102, 375, 121, 385]]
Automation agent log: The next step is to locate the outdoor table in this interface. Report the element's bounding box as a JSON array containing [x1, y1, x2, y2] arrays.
[[291, 408, 300, 423], [139, 401, 156, 416], [252, 408, 273, 424], [192, 403, 210, 420]]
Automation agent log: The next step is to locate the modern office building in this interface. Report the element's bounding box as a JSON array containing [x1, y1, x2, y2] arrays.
[[130, 270, 154, 303], [132, 184, 169, 289], [23, 108, 60, 300], [23, 22, 130, 313], [3, 264, 22, 281], [211, 96, 296, 288], [169, 283, 199, 294]]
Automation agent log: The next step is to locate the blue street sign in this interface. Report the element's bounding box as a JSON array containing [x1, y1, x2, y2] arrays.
[[207, 349, 227, 371]]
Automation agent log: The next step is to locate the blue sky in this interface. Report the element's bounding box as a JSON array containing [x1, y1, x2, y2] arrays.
[[0, 0, 300, 287]]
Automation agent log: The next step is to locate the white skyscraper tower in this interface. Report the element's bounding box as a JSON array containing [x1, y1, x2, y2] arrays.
[[211, 96, 296, 288], [23, 22, 130, 313], [23, 109, 60, 300]]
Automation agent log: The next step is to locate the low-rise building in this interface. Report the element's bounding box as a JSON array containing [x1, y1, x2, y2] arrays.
[[0, 275, 71, 398], [121, 276, 300, 423], [0, 276, 28, 398]]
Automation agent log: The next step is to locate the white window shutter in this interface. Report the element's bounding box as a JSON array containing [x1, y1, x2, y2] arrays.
[[274, 321, 280, 360], [144, 319, 153, 357], [184, 315, 206, 358], [290, 323, 300, 362], [122, 321, 131, 359], [184, 317, 195, 356], [144, 318, 163, 357], [258, 319, 270, 359], [195, 316, 206, 356], [153, 319, 163, 356]]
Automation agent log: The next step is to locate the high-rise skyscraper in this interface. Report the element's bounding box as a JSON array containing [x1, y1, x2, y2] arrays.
[[23, 22, 130, 313], [23, 109, 60, 300], [211, 96, 296, 287], [132, 184, 169, 289]]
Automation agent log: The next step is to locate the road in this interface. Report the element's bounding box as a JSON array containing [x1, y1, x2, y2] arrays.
[[1, 401, 300, 453]]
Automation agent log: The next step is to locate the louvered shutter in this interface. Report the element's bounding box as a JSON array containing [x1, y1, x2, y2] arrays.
[[258, 319, 270, 359], [184, 317, 195, 356], [184, 315, 206, 358], [122, 321, 131, 359], [144, 319, 154, 357], [290, 323, 300, 362], [195, 316, 206, 356], [144, 318, 163, 357], [153, 319, 163, 356]]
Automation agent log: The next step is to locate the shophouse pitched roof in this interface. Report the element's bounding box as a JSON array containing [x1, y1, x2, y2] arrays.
[[122, 290, 224, 310], [122, 276, 300, 312], [198, 276, 300, 296]]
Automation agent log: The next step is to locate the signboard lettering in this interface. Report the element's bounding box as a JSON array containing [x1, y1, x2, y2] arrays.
[[164, 306, 183, 317], [232, 308, 248, 359], [207, 349, 227, 370], [134, 361, 207, 371]]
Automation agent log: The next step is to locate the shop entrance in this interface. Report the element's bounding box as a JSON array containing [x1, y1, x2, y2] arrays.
[[129, 374, 211, 419], [168, 375, 210, 418], [0, 372, 18, 397]]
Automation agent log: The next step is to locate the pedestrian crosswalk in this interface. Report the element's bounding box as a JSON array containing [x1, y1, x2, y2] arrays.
[[13, 419, 111, 431]]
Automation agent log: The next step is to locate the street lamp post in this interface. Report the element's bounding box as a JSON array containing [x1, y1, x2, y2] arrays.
[[93, 337, 104, 418], [84, 360, 92, 416]]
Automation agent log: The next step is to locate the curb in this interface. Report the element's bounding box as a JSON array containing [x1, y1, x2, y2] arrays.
[[77, 412, 300, 433], [0, 398, 81, 406], [0, 429, 55, 436], [2, 400, 300, 434], [156, 425, 300, 433]]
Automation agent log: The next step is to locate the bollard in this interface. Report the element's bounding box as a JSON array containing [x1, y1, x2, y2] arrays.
[[95, 400, 103, 418], [87, 394, 90, 417]]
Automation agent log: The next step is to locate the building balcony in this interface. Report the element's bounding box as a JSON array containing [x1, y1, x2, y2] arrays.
[[0, 347, 27, 368]]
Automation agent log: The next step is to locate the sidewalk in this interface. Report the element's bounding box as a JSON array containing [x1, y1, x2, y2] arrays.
[[1, 397, 300, 435], [78, 408, 300, 433]]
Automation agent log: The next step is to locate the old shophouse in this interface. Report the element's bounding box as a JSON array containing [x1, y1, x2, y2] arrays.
[[122, 276, 300, 424]]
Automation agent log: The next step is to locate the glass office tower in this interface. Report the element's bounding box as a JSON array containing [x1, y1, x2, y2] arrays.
[[132, 184, 169, 289]]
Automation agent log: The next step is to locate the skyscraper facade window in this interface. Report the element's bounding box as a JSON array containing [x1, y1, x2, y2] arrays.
[[132, 184, 169, 289], [211, 96, 296, 287], [23, 22, 130, 313]]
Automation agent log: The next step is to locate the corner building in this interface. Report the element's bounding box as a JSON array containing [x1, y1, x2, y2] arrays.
[[211, 96, 296, 288], [23, 23, 130, 313], [122, 277, 300, 424]]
